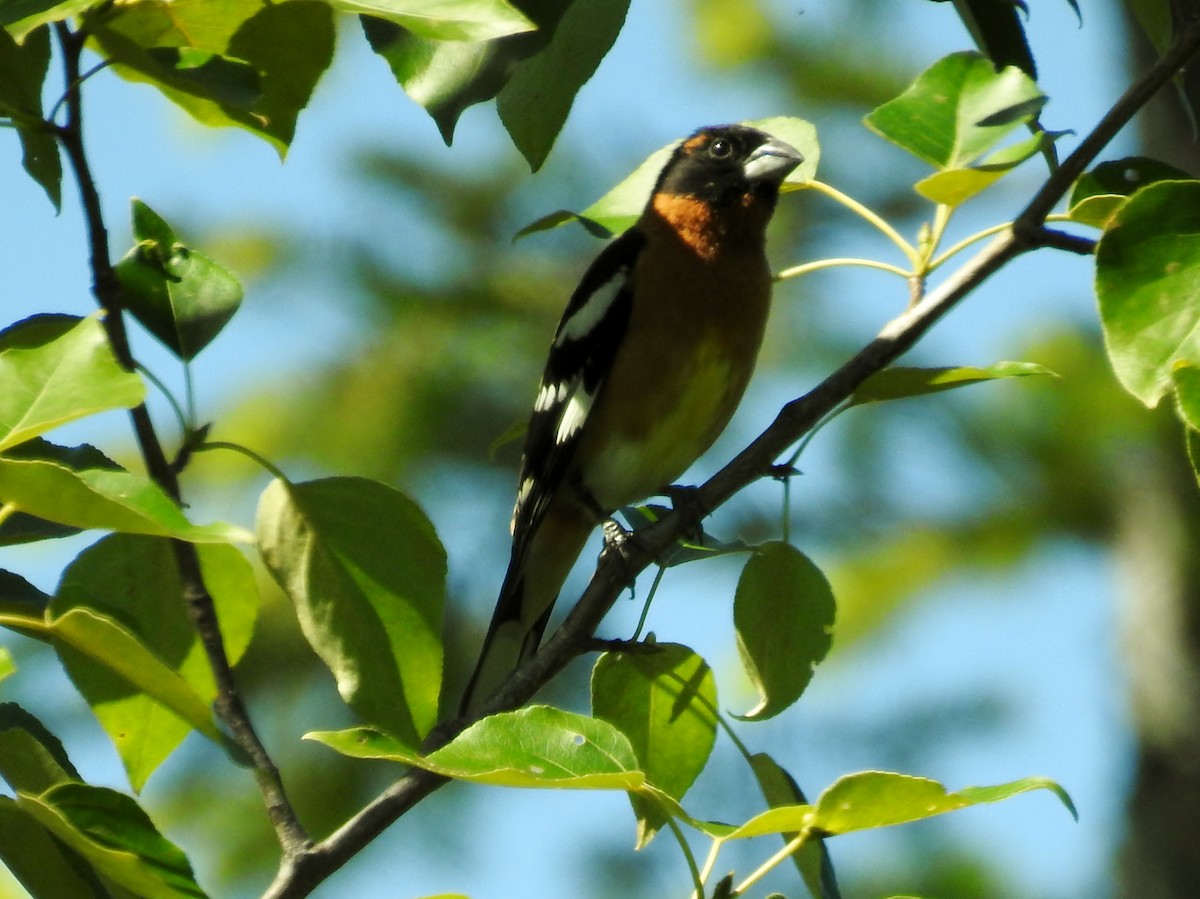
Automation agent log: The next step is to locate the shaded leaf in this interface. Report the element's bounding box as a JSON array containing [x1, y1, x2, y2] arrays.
[[54, 536, 258, 790], [1068, 156, 1193, 229], [0, 440, 115, 546], [0, 315, 144, 453], [1, 0, 93, 38], [944, 0, 1037, 77], [256, 476, 445, 743], [0, 26, 61, 209], [18, 782, 205, 897], [0, 444, 252, 543], [1095, 179, 1200, 407], [592, 645, 717, 846], [115, 199, 244, 361], [0, 798, 104, 899], [734, 542, 835, 720], [308, 705, 645, 790], [850, 361, 1055, 406], [864, 51, 1044, 170], [334, 0, 533, 39], [0, 702, 80, 792], [749, 753, 840, 899]]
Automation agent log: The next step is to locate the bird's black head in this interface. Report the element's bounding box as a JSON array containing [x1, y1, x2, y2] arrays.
[[654, 124, 803, 208]]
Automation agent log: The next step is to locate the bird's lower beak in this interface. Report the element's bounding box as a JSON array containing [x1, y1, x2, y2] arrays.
[[742, 136, 804, 182]]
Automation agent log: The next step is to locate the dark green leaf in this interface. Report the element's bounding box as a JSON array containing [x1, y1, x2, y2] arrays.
[[116, 199, 244, 361], [54, 535, 258, 789], [1095, 179, 1200, 407], [592, 646, 717, 846], [19, 782, 205, 897], [733, 542, 835, 720], [0, 25, 62, 209], [945, 0, 1037, 77], [0, 314, 144, 453], [0, 0, 92, 36], [0, 447, 252, 543], [850, 361, 1055, 406], [0, 566, 51, 607], [307, 705, 645, 790], [864, 52, 1045, 170], [749, 753, 840, 899], [256, 476, 445, 743], [496, 0, 629, 170], [0, 702, 80, 791], [0, 798, 104, 899], [1068, 157, 1193, 229]]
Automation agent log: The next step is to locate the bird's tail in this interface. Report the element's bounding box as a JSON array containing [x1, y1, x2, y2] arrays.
[[459, 510, 593, 716]]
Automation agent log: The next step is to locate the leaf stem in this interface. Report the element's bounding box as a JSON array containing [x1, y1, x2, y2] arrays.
[[802, 180, 919, 265], [775, 256, 911, 281], [52, 21, 309, 855], [732, 829, 812, 896], [136, 362, 189, 436], [629, 565, 666, 641], [197, 440, 291, 483], [664, 815, 705, 899]]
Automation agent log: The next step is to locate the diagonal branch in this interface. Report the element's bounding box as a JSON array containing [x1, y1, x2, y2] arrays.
[[261, 16, 1200, 898], [52, 23, 309, 855]]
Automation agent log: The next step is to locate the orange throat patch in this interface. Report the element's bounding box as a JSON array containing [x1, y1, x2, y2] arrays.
[[650, 193, 724, 261]]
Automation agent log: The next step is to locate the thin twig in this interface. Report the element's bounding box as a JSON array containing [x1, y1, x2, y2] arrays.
[[52, 22, 309, 855], [260, 18, 1200, 898]]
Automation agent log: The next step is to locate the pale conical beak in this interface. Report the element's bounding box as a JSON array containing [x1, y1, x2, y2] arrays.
[[742, 136, 804, 182]]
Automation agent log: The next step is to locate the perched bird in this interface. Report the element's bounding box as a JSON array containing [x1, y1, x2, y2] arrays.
[[461, 124, 802, 714]]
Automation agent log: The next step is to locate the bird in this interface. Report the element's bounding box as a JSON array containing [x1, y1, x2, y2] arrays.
[[460, 124, 803, 715]]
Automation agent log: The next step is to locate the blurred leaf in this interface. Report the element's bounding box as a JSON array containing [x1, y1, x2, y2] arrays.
[[496, 0, 629, 170], [0, 797, 107, 899], [256, 476, 445, 743], [53, 535, 258, 790], [519, 116, 819, 237], [1126, 0, 1173, 53], [936, 0, 1043, 76], [308, 706, 646, 790], [1068, 156, 1193, 228], [733, 542, 834, 720], [0, 703, 80, 792], [591, 645, 717, 846], [86, 0, 334, 154], [850, 361, 1056, 406], [1095, 179, 1200, 407], [0, 443, 253, 543], [18, 782, 204, 897], [0, 647, 12, 682], [689, 0, 772, 66], [0, 314, 144, 453], [749, 753, 840, 899], [336, 0, 533, 39], [115, 199, 244, 361], [1174, 361, 1200, 431], [1, 0, 92, 37], [0, 25, 61, 210], [864, 51, 1044, 170]]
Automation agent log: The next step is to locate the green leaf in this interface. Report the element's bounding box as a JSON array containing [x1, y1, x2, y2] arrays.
[[86, 0, 334, 154], [115, 199, 244, 361], [308, 706, 645, 790], [0, 444, 253, 543], [18, 782, 205, 897], [1185, 424, 1200, 489], [749, 753, 840, 899], [0, 440, 114, 546], [592, 646, 717, 846], [1095, 179, 1200, 407], [517, 116, 819, 238], [0, 797, 105, 899], [0, 647, 13, 683], [256, 476, 445, 743], [850, 361, 1056, 406], [947, 0, 1038, 77], [53, 535, 258, 790], [864, 52, 1045, 170], [1068, 156, 1193, 229], [812, 771, 1076, 835], [914, 128, 1055, 206], [734, 542, 835, 720], [0, 703, 80, 792], [496, 0, 629, 170], [0, 0, 92, 37], [0, 26, 61, 210], [0, 315, 144, 453], [1173, 361, 1200, 431], [334, 0, 533, 39], [0, 567, 50, 607]]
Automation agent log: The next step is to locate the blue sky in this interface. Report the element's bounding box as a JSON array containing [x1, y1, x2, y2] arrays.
[[0, 1, 1144, 896]]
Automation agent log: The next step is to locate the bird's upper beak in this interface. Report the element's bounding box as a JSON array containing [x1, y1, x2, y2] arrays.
[[742, 136, 804, 183]]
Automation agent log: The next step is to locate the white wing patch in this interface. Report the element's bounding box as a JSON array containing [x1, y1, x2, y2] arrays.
[[554, 271, 626, 347], [533, 380, 568, 412], [555, 388, 594, 444]]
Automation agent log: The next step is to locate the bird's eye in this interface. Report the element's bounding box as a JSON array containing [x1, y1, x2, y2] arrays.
[[709, 138, 733, 159]]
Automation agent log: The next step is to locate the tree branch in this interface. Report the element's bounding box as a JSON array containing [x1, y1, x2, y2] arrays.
[[52, 22, 309, 856], [261, 17, 1200, 897]]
